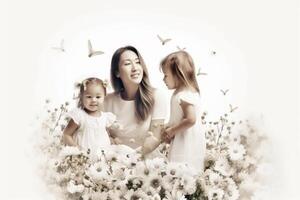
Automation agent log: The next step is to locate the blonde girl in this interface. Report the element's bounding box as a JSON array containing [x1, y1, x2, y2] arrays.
[[160, 51, 206, 172], [63, 77, 118, 158]]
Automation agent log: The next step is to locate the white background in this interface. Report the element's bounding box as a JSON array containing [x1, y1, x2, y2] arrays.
[[1, 0, 299, 199]]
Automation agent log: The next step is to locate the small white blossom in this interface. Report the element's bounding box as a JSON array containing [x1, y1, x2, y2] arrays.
[[228, 143, 246, 161]]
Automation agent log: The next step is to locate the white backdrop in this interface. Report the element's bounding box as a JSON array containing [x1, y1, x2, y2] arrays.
[[1, 0, 299, 199]]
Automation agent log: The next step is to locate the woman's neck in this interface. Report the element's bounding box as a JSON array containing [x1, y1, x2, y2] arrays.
[[121, 85, 139, 100]]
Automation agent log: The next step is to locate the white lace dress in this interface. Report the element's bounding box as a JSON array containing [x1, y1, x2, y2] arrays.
[[167, 90, 206, 172], [67, 108, 116, 157]]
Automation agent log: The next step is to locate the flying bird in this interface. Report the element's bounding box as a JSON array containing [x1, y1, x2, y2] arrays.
[[220, 89, 229, 95], [197, 68, 208, 76], [52, 39, 65, 52], [157, 34, 171, 45], [88, 40, 104, 57], [176, 46, 186, 51], [229, 104, 238, 113]]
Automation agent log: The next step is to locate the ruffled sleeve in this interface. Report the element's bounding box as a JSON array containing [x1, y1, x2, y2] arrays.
[[105, 112, 117, 128], [66, 108, 84, 126], [177, 90, 199, 105], [152, 89, 168, 120]]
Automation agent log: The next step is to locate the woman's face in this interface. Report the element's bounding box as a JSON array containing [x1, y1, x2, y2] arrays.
[[118, 50, 144, 88]]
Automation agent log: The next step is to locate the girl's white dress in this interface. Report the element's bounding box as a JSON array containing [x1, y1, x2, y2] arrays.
[[168, 90, 206, 172], [67, 108, 116, 157]]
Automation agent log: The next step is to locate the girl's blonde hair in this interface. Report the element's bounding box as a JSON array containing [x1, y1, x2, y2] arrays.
[[160, 51, 200, 93], [76, 77, 107, 109], [110, 46, 154, 121]]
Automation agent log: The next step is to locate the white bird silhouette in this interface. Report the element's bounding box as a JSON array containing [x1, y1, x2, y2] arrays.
[[88, 40, 104, 57], [176, 46, 186, 51], [157, 34, 171, 45], [229, 104, 238, 112], [220, 89, 229, 95], [197, 68, 208, 76], [52, 39, 65, 52]]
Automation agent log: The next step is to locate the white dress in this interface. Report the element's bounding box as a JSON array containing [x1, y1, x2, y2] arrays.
[[67, 108, 116, 157], [104, 89, 167, 149], [168, 90, 206, 172]]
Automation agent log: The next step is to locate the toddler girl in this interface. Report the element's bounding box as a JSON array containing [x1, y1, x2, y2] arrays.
[[160, 51, 206, 172], [63, 77, 118, 159]]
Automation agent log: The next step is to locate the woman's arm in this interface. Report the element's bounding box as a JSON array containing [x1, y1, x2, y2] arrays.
[[162, 100, 196, 142], [63, 119, 79, 146]]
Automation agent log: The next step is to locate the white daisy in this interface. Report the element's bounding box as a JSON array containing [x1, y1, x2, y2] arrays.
[[59, 146, 82, 158], [229, 132, 241, 144], [145, 157, 166, 171], [143, 174, 162, 193], [208, 171, 222, 187], [224, 183, 239, 200], [228, 144, 246, 161], [161, 174, 176, 192], [66, 180, 84, 194], [86, 161, 110, 182], [207, 188, 224, 200], [214, 156, 233, 176], [180, 176, 197, 194], [124, 189, 148, 200]]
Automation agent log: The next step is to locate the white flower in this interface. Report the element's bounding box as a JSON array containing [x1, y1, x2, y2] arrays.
[[207, 188, 224, 200], [133, 162, 151, 178], [214, 156, 233, 176], [224, 183, 239, 200], [124, 189, 148, 200], [86, 161, 110, 182], [59, 146, 82, 157], [143, 174, 162, 192], [161, 174, 175, 192], [150, 193, 161, 200], [180, 175, 197, 194], [66, 180, 84, 194], [143, 186, 160, 197], [145, 157, 166, 171], [229, 132, 241, 144], [107, 189, 124, 199], [90, 191, 109, 199], [114, 179, 128, 193], [228, 143, 246, 161], [179, 195, 187, 200], [207, 170, 222, 187]]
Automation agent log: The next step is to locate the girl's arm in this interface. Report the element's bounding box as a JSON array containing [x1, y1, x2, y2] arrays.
[[163, 100, 196, 142], [63, 119, 79, 146], [141, 119, 164, 155]]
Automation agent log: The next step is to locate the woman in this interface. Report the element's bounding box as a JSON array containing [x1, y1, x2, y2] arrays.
[[104, 46, 167, 154]]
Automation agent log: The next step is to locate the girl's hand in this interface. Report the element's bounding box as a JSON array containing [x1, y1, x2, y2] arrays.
[[162, 127, 175, 143]]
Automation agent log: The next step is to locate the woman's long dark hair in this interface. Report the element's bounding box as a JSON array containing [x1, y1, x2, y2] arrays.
[[110, 46, 154, 121]]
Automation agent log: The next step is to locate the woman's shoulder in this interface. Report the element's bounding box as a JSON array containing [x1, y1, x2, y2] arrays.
[[104, 92, 120, 103]]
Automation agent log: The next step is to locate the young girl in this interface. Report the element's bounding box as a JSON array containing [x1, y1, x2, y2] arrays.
[[63, 77, 118, 159], [160, 51, 206, 172]]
